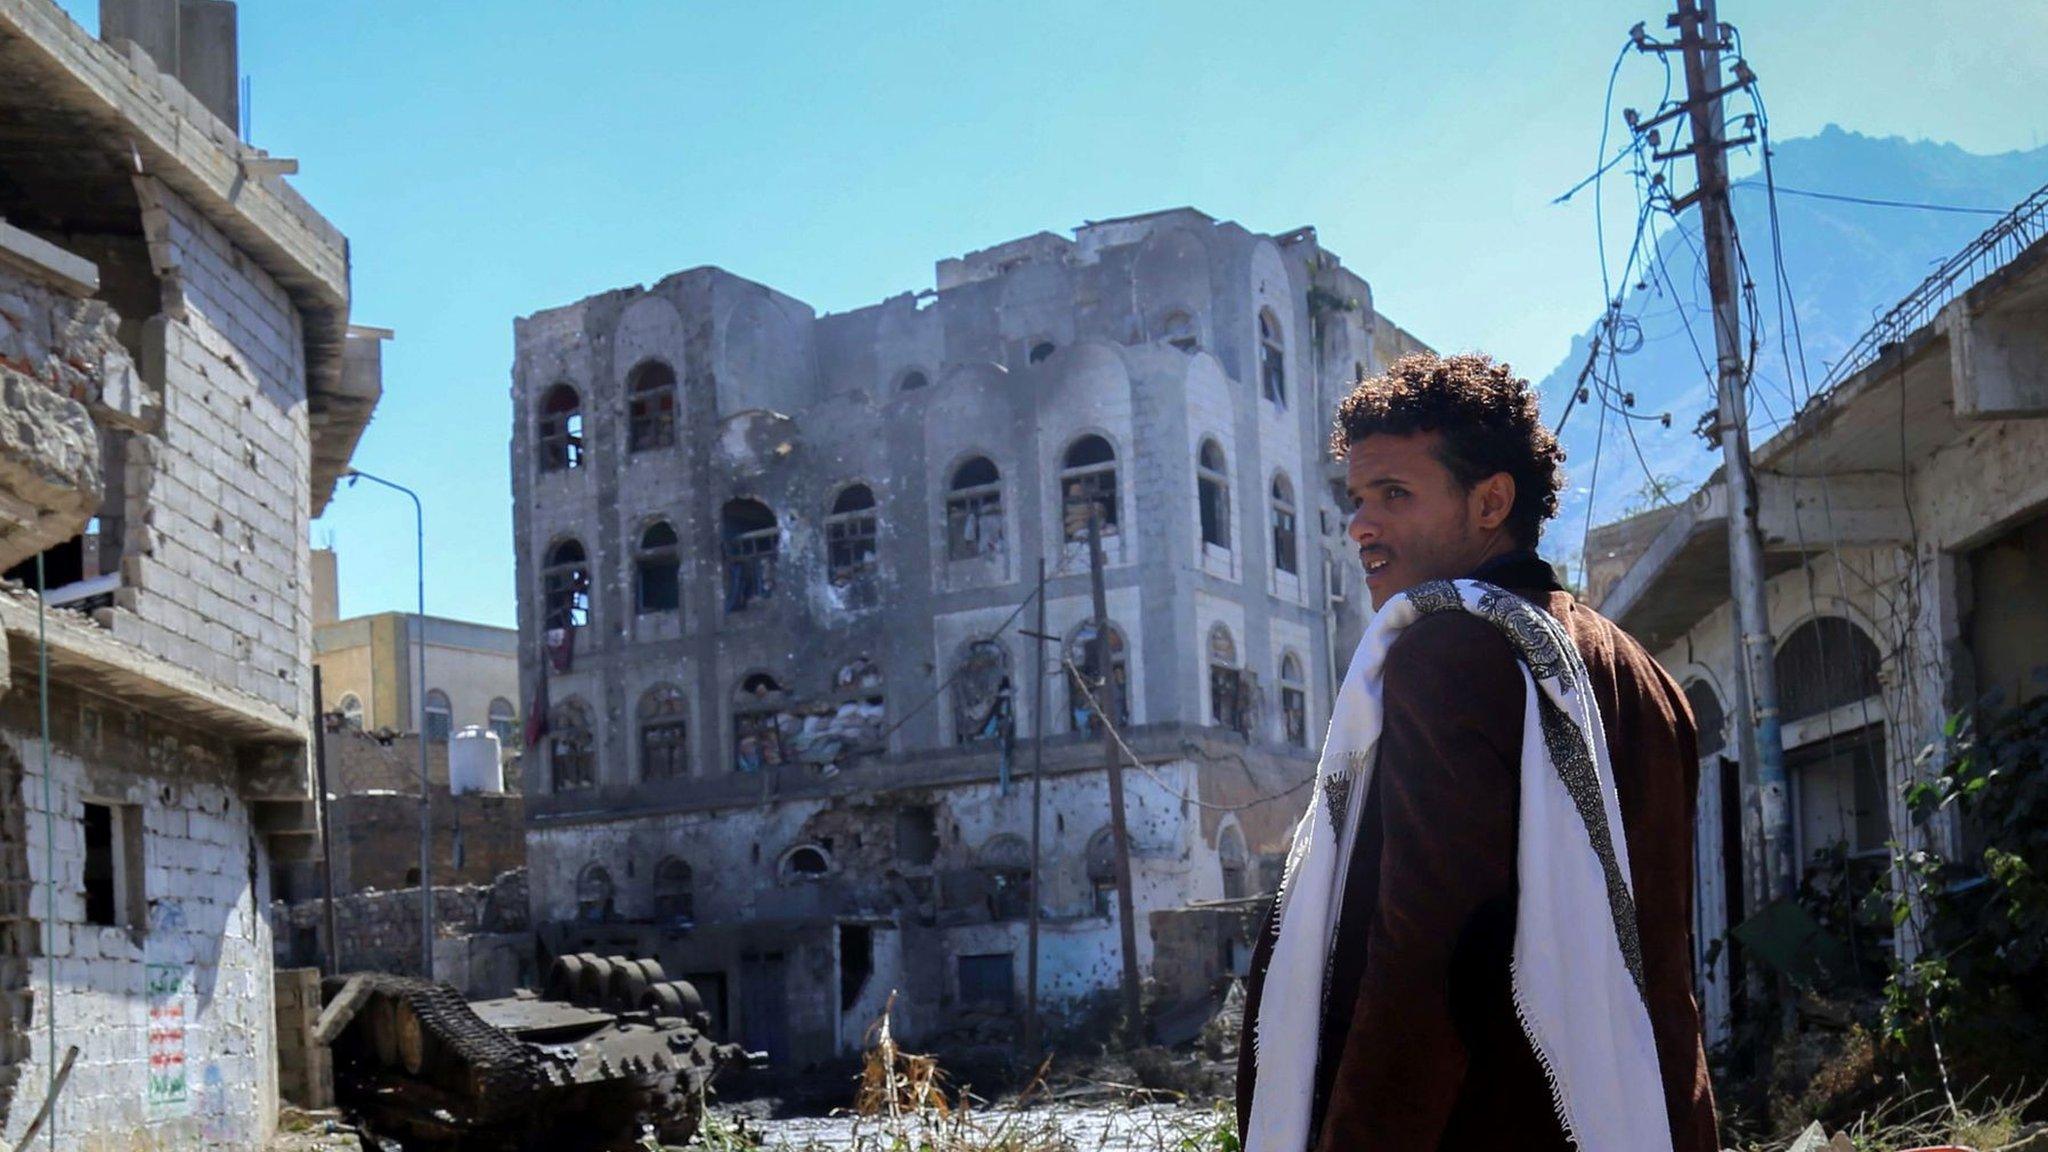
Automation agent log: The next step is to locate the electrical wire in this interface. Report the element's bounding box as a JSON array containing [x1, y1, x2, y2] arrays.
[[1731, 180, 2006, 217]]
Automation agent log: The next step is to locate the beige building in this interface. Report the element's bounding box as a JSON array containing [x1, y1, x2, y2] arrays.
[[1585, 193, 2048, 1044], [312, 548, 521, 744]]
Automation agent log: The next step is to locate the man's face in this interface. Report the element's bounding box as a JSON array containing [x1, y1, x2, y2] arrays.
[[1344, 431, 1514, 609]]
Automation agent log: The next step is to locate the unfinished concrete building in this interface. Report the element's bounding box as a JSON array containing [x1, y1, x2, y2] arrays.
[[510, 208, 1427, 1066], [0, 0, 378, 1144]]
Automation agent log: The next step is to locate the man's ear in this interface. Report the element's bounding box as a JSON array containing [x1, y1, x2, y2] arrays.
[[1474, 472, 1516, 532]]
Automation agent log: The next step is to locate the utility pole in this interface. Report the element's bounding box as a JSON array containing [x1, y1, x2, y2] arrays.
[[1651, 0, 1795, 905], [1087, 504, 1145, 1049], [1024, 558, 1047, 1056]]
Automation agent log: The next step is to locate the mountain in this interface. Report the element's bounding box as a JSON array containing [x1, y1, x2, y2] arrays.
[[1538, 126, 2048, 570]]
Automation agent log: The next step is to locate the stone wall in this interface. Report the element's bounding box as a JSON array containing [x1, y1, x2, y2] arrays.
[[270, 869, 534, 1000]]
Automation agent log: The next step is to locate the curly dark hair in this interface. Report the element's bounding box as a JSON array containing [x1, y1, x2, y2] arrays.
[[1330, 352, 1564, 548]]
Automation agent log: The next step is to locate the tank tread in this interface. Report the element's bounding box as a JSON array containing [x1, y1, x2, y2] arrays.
[[362, 974, 544, 1093]]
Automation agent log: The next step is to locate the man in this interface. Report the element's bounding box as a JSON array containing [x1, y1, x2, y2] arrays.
[[1235, 353, 1717, 1151]]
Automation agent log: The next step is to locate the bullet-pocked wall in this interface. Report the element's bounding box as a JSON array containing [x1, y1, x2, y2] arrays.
[[509, 207, 1433, 1064]]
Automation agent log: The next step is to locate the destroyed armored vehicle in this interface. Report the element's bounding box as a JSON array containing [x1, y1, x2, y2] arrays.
[[321, 955, 748, 1149]]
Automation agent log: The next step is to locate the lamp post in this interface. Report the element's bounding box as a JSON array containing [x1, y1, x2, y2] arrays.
[[344, 468, 431, 980]]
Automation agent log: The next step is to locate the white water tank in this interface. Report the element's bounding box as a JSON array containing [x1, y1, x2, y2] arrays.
[[449, 725, 503, 795]]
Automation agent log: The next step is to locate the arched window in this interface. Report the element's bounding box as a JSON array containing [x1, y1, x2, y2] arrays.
[[721, 499, 778, 611], [945, 456, 1004, 562], [639, 684, 689, 781], [1197, 439, 1231, 550], [337, 694, 364, 731], [1257, 308, 1285, 405], [538, 383, 584, 471], [978, 834, 1031, 921], [953, 640, 1012, 746], [636, 520, 681, 614], [1085, 826, 1118, 917], [1059, 435, 1118, 543], [1280, 653, 1307, 748], [733, 673, 789, 773], [1162, 310, 1197, 353], [898, 369, 930, 392], [653, 857, 694, 921], [1209, 626, 1250, 736], [549, 698, 596, 791], [826, 484, 879, 587], [423, 689, 452, 743], [487, 697, 517, 744], [1067, 620, 1129, 736], [626, 359, 677, 453], [542, 539, 591, 630], [1028, 340, 1057, 364], [576, 862, 614, 922], [1775, 616, 1882, 723], [781, 845, 831, 882], [1685, 680, 1726, 760], [1219, 825, 1248, 900], [1270, 473, 1298, 576]]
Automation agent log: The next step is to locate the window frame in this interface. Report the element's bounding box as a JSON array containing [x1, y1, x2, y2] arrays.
[[1257, 308, 1286, 406], [1197, 440, 1231, 551], [625, 359, 678, 454], [537, 383, 585, 472], [945, 456, 1005, 563]]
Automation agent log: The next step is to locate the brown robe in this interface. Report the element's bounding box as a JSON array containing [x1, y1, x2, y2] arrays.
[[1235, 553, 1718, 1151]]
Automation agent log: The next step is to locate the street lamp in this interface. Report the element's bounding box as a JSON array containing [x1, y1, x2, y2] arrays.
[[343, 468, 432, 980]]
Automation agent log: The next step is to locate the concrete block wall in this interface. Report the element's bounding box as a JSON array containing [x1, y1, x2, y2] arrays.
[[109, 179, 312, 722], [0, 733, 277, 1151], [271, 967, 329, 1109]]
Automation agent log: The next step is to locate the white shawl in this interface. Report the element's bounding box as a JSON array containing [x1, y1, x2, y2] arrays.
[[1244, 579, 1672, 1152]]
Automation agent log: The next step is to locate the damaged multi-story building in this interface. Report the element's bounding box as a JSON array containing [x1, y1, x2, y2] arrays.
[[510, 208, 1428, 1065], [0, 0, 378, 1145]]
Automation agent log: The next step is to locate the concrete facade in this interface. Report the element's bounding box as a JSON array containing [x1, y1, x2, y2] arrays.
[[0, 0, 375, 1144], [311, 549, 522, 743], [509, 208, 1429, 1066], [1586, 226, 2048, 1045]]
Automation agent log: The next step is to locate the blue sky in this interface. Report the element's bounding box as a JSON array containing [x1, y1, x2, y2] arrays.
[[58, 1, 2048, 627]]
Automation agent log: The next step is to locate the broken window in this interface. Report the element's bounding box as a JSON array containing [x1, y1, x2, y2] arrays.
[[945, 457, 1004, 562], [84, 801, 142, 929], [781, 845, 830, 882], [1279, 653, 1308, 749], [626, 358, 678, 453], [576, 863, 615, 922], [1059, 435, 1118, 543], [1085, 827, 1119, 918], [538, 383, 584, 471], [1258, 308, 1285, 405], [825, 484, 879, 591], [957, 953, 1016, 1012], [1270, 472, 1298, 576], [542, 539, 591, 630], [637, 520, 681, 614], [338, 694, 364, 731], [1162, 310, 1198, 353], [1209, 626, 1251, 736], [840, 925, 874, 1011], [1067, 621, 1130, 736], [549, 698, 597, 791], [639, 684, 689, 781], [733, 673, 790, 773], [1775, 616, 1883, 723], [423, 689, 452, 743], [653, 856, 694, 921], [1219, 824, 1249, 899], [1197, 439, 1231, 551], [721, 499, 778, 611], [978, 834, 1032, 922], [953, 640, 1012, 746], [895, 806, 938, 865], [1028, 340, 1056, 365], [488, 697, 517, 744]]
